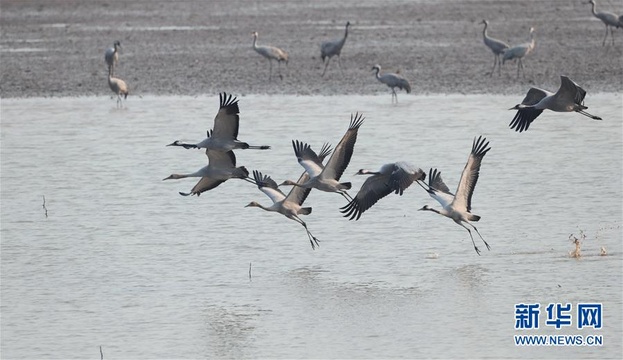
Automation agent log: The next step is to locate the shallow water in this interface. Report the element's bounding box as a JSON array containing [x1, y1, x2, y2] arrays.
[[1, 94, 622, 359]]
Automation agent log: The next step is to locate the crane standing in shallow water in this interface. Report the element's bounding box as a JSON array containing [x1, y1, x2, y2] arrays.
[[418, 136, 491, 256], [587, 0, 623, 46], [503, 27, 536, 78], [107, 66, 128, 108], [480, 20, 509, 76], [252, 31, 289, 82], [320, 21, 351, 77], [340, 162, 426, 221], [167, 93, 271, 151], [508, 75, 602, 132], [371, 65, 411, 103]]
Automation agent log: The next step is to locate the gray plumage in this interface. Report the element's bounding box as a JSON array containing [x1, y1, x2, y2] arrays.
[[167, 92, 271, 151], [320, 21, 350, 77], [418, 136, 491, 256], [104, 40, 121, 75], [252, 31, 289, 81], [245, 146, 331, 250], [163, 149, 252, 196], [509, 75, 602, 132], [107, 67, 128, 108], [588, 0, 622, 46], [481, 20, 509, 76], [371, 64, 411, 103], [503, 27, 536, 78], [340, 162, 426, 221]]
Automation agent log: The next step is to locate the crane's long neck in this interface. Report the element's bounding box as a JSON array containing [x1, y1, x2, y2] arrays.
[[590, 1, 598, 16], [482, 22, 488, 39], [252, 35, 258, 49], [373, 67, 381, 79], [343, 24, 349, 40]]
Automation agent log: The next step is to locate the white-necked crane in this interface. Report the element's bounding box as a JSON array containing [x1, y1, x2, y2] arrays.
[[320, 21, 351, 77], [163, 149, 253, 196], [280, 113, 364, 201], [587, 0, 622, 46], [108, 67, 128, 108], [418, 136, 491, 255], [167, 93, 270, 151], [371, 64, 411, 103], [509, 75, 602, 132], [502, 27, 536, 78], [252, 31, 289, 81], [340, 162, 426, 220], [245, 144, 332, 250], [481, 20, 509, 76], [105, 40, 121, 75]]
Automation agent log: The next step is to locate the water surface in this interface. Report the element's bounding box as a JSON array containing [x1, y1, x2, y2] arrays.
[[1, 94, 622, 359]]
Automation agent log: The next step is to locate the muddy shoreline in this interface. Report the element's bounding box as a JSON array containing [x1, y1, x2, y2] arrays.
[[1, 0, 622, 98]]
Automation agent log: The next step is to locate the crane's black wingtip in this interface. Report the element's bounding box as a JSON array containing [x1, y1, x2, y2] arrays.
[[219, 92, 240, 114], [349, 112, 365, 129]]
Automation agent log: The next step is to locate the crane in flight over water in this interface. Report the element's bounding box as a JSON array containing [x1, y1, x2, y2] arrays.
[[252, 31, 289, 81], [163, 149, 254, 196], [340, 162, 426, 221], [105, 40, 121, 75], [371, 65, 411, 103], [502, 27, 536, 78], [418, 136, 491, 255], [320, 21, 351, 77], [280, 113, 365, 201], [245, 145, 331, 250], [167, 92, 271, 151], [587, 0, 623, 46], [508, 75, 602, 132], [107, 67, 128, 108], [480, 20, 509, 76]]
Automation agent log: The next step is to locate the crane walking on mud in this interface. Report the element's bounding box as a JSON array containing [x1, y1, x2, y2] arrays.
[[371, 64, 411, 103], [252, 31, 289, 82], [320, 21, 351, 77], [481, 20, 509, 76], [587, 0, 623, 46]]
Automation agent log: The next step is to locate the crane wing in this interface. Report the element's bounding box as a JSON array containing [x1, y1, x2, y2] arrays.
[[292, 140, 325, 178], [212, 93, 240, 140], [206, 149, 236, 169], [182, 177, 225, 196], [285, 171, 313, 206], [321, 113, 364, 181], [558, 75, 586, 106], [339, 172, 394, 221], [509, 87, 549, 132], [390, 162, 425, 195], [424, 168, 454, 209], [252, 170, 286, 204], [451, 136, 491, 213]]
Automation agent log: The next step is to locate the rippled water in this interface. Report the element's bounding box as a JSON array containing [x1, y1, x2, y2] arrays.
[[1, 94, 622, 359]]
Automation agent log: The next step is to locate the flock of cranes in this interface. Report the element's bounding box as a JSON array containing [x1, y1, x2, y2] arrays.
[[103, 1, 620, 105], [105, 2, 611, 254], [162, 93, 499, 255]]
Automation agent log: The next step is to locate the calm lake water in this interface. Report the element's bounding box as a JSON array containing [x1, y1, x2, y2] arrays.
[[1, 94, 622, 359]]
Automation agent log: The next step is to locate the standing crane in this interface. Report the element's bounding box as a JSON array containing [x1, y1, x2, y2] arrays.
[[371, 64, 411, 103], [340, 162, 426, 221], [502, 27, 536, 78], [167, 93, 271, 151], [480, 20, 509, 76], [587, 0, 622, 46], [418, 136, 492, 255], [251, 31, 289, 82], [280, 113, 364, 201], [104, 40, 121, 76], [320, 21, 351, 77], [508, 75, 602, 132], [163, 149, 253, 196], [107, 66, 128, 108]]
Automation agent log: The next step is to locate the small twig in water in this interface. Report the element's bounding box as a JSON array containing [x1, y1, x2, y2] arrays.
[[42, 195, 48, 218], [249, 262, 252, 281], [100, 346, 104, 360]]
